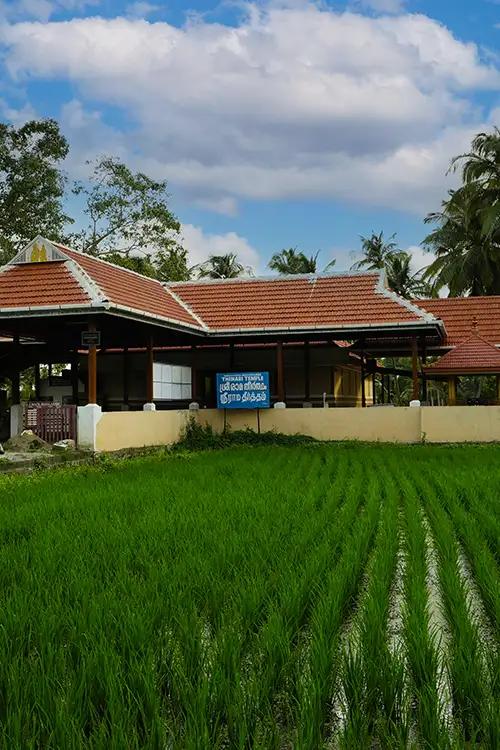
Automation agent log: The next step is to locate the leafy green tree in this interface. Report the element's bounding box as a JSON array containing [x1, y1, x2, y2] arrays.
[[352, 232, 432, 298], [103, 244, 191, 282], [0, 119, 70, 264], [385, 251, 434, 298], [423, 184, 500, 296], [351, 231, 398, 271], [71, 157, 182, 261], [424, 128, 500, 296], [197, 253, 246, 279], [268, 247, 335, 274]]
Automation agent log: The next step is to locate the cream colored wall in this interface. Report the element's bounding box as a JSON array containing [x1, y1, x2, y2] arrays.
[[197, 407, 420, 443], [93, 405, 500, 452], [421, 405, 500, 443], [95, 410, 188, 452]]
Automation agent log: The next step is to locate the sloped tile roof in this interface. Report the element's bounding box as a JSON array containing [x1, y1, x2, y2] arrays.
[[54, 244, 203, 329], [0, 262, 90, 308], [169, 274, 433, 332], [425, 332, 500, 374], [417, 297, 500, 346]]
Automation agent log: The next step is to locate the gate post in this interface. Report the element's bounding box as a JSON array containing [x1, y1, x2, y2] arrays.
[[78, 404, 102, 451], [10, 404, 23, 438]]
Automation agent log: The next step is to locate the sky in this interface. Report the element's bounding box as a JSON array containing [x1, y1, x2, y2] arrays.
[[0, 0, 499, 273]]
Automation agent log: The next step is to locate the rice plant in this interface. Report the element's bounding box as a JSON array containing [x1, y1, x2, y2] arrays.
[[0, 443, 498, 748]]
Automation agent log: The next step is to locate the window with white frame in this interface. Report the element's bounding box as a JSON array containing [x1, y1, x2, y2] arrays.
[[153, 363, 192, 400]]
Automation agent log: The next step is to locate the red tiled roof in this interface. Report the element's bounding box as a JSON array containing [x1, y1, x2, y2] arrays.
[[425, 333, 500, 374], [417, 297, 500, 347], [55, 245, 202, 328], [0, 262, 90, 308], [170, 274, 433, 331]]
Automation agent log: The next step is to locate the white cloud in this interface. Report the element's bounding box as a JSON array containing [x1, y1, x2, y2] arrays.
[[0, 3, 498, 214], [126, 2, 159, 20], [180, 223, 261, 272]]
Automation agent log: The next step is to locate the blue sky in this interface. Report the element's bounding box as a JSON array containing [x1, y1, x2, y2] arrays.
[[0, 0, 499, 272]]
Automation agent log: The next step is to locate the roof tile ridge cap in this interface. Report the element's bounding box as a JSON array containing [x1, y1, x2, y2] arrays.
[[375, 270, 440, 323], [417, 294, 500, 303], [166, 270, 380, 286], [63, 258, 109, 306], [53, 242, 169, 287], [162, 286, 208, 330]]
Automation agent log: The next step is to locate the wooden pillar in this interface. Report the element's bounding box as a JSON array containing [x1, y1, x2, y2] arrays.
[[372, 371, 377, 406], [123, 347, 129, 406], [146, 336, 154, 404], [360, 352, 366, 408], [276, 342, 285, 403], [191, 345, 198, 402], [71, 358, 79, 405], [448, 376, 457, 406], [331, 367, 336, 406], [411, 337, 419, 401], [421, 341, 428, 403], [304, 340, 311, 400]]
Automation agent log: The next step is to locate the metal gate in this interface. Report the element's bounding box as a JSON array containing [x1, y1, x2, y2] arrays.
[[24, 403, 77, 444]]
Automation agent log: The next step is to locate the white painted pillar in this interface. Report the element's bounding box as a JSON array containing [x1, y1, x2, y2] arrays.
[[10, 404, 23, 438], [78, 404, 102, 451]]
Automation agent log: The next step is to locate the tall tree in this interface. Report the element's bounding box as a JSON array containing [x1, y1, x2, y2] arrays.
[[0, 119, 70, 264], [423, 184, 500, 296], [424, 128, 500, 296], [71, 157, 182, 262], [197, 253, 246, 279], [352, 231, 432, 298], [351, 231, 398, 271], [268, 247, 335, 274]]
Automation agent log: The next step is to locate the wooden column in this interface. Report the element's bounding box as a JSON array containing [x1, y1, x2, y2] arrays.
[[191, 345, 198, 402], [448, 376, 457, 406], [123, 347, 129, 406], [87, 323, 97, 405], [421, 340, 428, 403], [276, 342, 285, 403], [146, 337, 154, 404], [372, 372, 377, 405], [304, 341, 311, 400], [411, 337, 419, 401]]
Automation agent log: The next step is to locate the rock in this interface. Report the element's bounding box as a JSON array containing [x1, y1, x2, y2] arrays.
[[4, 433, 51, 452], [52, 439, 76, 452]]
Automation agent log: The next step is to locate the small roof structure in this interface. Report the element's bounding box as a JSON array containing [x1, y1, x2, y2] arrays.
[[425, 330, 500, 376], [417, 296, 500, 347]]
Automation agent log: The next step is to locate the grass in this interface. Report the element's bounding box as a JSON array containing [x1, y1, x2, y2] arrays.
[[0, 442, 498, 748]]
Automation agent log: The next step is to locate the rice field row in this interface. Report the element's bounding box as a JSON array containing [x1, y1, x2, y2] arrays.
[[0, 443, 498, 748]]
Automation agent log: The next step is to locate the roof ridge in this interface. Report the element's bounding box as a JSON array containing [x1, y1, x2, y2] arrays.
[[374, 271, 443, 327], [166, 270, 381, 287], [63, 258, 109, 306], [53, 242, 169, 288], [163, 286, 208, 330]]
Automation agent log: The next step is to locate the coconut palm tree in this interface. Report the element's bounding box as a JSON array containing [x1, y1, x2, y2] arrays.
[[351, 231, 398, 271], [423, 184, 500, 296], [197, 253, 246, 279], [385, 251, 434, 298], [268, 247, 336, 274]]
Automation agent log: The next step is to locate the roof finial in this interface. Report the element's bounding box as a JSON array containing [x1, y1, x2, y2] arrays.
[[471, 315, 478, 332]]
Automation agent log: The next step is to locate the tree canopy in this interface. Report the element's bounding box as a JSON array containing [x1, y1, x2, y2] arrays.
[[423, 128, 500, 296], [197, 253, 247, 279], [0, 119, 70, 264], [268, 247, 336, 274]]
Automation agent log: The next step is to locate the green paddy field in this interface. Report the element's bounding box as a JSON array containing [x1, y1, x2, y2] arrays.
[[0, 443, 498, 748]]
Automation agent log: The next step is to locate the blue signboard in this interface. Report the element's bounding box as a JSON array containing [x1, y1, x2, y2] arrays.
[[216, 372, 270, 409]]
